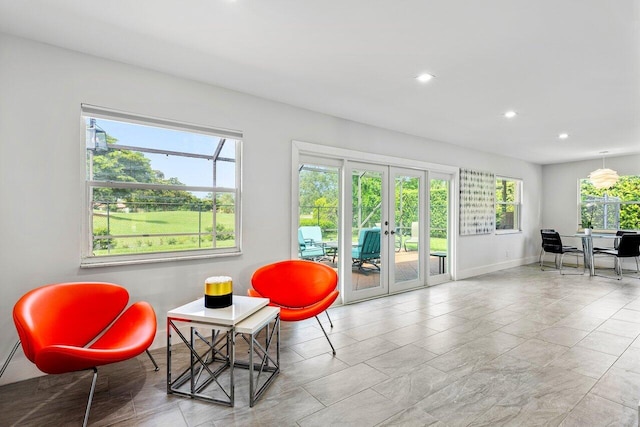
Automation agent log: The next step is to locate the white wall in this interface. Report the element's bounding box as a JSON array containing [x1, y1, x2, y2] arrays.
[[541, 154, 640, 241], [0, 34, 542, 384]]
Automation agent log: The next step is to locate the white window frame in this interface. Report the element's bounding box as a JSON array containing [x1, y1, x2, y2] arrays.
[[81, 104, 242, 267], [495, 176, 522, 234]]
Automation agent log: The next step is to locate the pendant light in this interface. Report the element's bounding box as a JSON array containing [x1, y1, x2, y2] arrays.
[[588, 151, 619, 189]]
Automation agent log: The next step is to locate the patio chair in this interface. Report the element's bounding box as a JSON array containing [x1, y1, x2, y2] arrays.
[[403, 222, 419, 251], [298, 229, 325, 261], [352, 228, 381, 270], [299, 226, 324, 246]]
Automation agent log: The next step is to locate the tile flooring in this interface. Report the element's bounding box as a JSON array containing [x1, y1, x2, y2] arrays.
[[2, 264, 640, 426]]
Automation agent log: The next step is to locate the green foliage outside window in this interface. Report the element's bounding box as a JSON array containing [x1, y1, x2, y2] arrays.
[[352, 170, 383, 229], [299, 165, 449, 243], [430, 181, 448, 239], [580, 176, 640, 230], [495, 178, 521, 230], [395, 177, 419, 236]]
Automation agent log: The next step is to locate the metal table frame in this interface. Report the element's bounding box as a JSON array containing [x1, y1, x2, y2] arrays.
[[562, 233, 620, 276], [167, 296, 280, 407]]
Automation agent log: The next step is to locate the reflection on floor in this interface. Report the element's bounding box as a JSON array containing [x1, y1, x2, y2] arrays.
[[2, 264, 640, 426]]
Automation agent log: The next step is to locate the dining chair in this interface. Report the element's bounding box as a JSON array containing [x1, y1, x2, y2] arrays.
[[538, 229, 556, 264], [593, 230, 637, 252], [538, 229, 578, 266], [596, 233, 640, 279], [540, 230, 584, 274]]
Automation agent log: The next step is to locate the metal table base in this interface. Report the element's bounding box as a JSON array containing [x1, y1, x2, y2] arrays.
[[167, 301, 280, 407]]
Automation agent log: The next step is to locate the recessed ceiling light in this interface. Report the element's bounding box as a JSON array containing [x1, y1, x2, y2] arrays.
[[416, 73, 434, 83], [558, 133, 569, 140], [504, 111, 517, 119]]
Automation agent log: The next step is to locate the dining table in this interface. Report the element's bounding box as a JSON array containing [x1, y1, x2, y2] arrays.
[[561, 233, 620, 276]]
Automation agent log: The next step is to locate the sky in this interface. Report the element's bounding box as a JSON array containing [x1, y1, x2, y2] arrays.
[[88, 117, 237, 190]]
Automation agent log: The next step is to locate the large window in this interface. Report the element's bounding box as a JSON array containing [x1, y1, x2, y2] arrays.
[[579, 175, 640, 231], [82, 105, 242, 266], [495, 177, 522, 232]]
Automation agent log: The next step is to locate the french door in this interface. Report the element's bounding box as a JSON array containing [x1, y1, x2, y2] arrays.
[[343, 163, 425, 302], [296, 153, 452, 305]]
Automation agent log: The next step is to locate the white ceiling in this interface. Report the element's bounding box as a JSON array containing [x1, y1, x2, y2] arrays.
[[1, 0, 638, 164]]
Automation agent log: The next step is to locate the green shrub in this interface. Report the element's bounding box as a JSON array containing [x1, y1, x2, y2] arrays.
[[299, 219, 336, 231], [93, 227, 116, 250], [202, 224, 234, 241], [216, 223, 234, 240]]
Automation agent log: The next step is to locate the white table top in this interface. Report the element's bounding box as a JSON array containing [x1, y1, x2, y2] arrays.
[[167, 295, 269, 326], [236, 306, 280, 334], [563, 233, 619, 239]]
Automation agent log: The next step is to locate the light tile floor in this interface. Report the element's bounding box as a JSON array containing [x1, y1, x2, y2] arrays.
[[2, 264, 640, 426]]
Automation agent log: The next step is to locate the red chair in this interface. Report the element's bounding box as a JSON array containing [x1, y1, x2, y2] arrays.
[[249, 260, 339, 354], [0, 282, 158, 427]]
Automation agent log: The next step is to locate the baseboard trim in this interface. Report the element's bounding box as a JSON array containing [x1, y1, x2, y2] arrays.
[[456, 256, 538, 280]]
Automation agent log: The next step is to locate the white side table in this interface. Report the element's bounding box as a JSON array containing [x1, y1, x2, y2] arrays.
[[236, 306, 280, 406], [166, 295, 280, 406]]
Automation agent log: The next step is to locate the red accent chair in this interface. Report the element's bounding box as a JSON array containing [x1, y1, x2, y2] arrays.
[[249, 260, 339, 354], [0, 282, 158, 427]]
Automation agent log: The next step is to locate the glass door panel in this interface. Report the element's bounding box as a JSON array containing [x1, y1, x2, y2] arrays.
[[346, 163, 388, 301], [389, 169, 423, 293], [297, 161, 340, 270], [351, 167, 383, 291], [429, 177, 450, 280]]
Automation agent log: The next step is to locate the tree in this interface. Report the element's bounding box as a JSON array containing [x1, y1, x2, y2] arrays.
[[430, 181, 448, 238], [215, 193, 235, 213], [91, 134, 201, 210], [299, 168, 338, 211], [352, 171, 382, 228], [395, 177, 419, 234], [298, 166, 339, 228]]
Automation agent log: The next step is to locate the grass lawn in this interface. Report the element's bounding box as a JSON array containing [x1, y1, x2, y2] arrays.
[[92, 211, 447, 257], [403, 237, 447, 252], [92, 210, 235, 255]]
